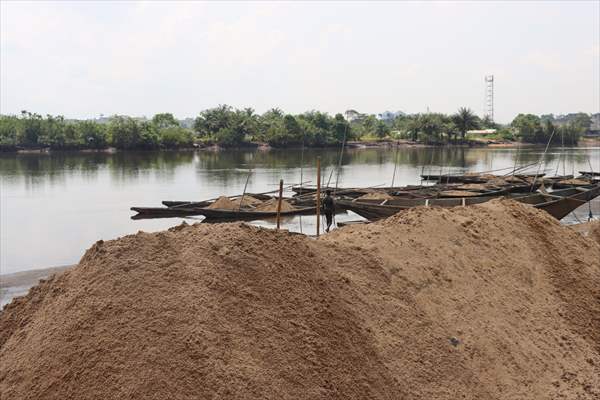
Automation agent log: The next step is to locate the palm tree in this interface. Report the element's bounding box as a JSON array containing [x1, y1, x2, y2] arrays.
[[452, 107, 479, 140]]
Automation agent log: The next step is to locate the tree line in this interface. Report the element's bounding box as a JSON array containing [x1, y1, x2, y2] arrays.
[[0, 108, 593, 151]]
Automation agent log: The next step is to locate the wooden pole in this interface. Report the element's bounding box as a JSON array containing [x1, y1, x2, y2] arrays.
[[316, 157, 321, 237], [238, 170, 252, 212], [276, 179, 283, 230]]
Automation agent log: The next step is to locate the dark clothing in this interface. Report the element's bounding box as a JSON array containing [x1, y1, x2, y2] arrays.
[[322, 195, 335, 213], [325, 212, 333, 227], [322, 194, 335, 232]]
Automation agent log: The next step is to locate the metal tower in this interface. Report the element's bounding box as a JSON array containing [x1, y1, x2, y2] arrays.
[[484, 75, 494, 122]]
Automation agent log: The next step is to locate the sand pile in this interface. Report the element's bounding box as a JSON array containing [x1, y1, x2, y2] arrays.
[[1, 200, 599, 399], [590, 221, 600, 244], [357, 191, 393, 201], [557, 178, 590, 186], [231, 195, 263, 208], [439, 190, 482, 197], [254, 198, 295, 212], [208, 195, 265, 209], [206, 195, 238, 209], [456, 183, 494, 191]]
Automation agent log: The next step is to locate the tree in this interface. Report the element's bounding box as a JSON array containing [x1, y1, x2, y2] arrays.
[[452, 107, 479, 139], [19, 111, 44, 146], [375, 120, 390, 138], [193, 105, 234, 139], [77, 120, 108, 149], [152, 113, 179, 129], [333, 113, 350, 141], [0, 115, 20, 149], [570, 113, 591, 131], [108, 116, 159, 149], [39, 114, 66, 148], [160, 126, 193, 148], [511, 114, 543, 143], [414, 113, 445, 143]]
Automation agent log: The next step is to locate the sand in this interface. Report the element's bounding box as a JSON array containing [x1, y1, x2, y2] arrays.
[[206, 195, 238, 209], [208, 195, 269, 210], [357, 191, 394, 201], [456, 183, 495, 191], [254, 198, 295, 212], [231, 195, 264, 208], [572, 220, 600, 245], [1, 200, 599, 399], [439, 190, 483, 197], [557, 179, 591, 186]]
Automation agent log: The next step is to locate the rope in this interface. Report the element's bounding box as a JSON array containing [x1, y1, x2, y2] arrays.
[[238, 169, 252, 212], [391, 140, 400, 188], [333, 122, 348, 195], [299, 131, 305, 195], [571, 211, 583, 224], [530, 128, 557, 192]]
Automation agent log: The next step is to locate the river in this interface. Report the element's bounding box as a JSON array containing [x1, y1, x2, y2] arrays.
[[1, 145, 599, 276]]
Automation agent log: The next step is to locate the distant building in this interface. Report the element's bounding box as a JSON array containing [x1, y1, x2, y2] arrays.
[[591, 113, 600, 130], [179, 118, 195, 129], [377, 110, 405, 122], [589, 113, 600, 136]]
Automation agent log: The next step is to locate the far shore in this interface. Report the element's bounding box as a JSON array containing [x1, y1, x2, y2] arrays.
[[2, 137, 598, 155]]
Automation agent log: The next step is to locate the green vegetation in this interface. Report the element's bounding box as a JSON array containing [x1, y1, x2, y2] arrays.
[[0, 111, 193, 151], [510, 113, 589, 145], [0, 107, 593, 151]]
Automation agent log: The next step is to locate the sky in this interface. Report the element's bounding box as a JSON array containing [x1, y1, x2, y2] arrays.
[[0, 1, 598, 123]]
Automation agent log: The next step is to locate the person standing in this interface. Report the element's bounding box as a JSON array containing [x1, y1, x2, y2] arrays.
[[322, 189, 335, 232]]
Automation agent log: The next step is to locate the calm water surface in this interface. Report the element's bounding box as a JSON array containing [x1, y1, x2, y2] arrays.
[[1, 146, 599, 274]]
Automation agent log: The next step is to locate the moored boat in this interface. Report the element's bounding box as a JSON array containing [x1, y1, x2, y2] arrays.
[[338, 183, 600, 221]]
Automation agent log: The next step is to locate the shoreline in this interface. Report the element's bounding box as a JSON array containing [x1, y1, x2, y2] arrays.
[[2, 140, 598, 154], [0, 265, 73, 307]]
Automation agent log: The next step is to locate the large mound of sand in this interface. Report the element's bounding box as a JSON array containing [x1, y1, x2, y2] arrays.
[[1, 200, 599, 399]]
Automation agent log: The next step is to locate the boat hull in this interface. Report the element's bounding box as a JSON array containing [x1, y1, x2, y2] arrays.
[[339, 184, 600, 221]]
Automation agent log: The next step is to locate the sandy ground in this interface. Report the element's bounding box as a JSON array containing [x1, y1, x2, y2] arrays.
[[1, 199, 599, 399]]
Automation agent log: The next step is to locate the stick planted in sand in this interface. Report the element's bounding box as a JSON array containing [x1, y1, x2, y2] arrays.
[[276, 179, 283, 230], [316, 157, 321, 237]]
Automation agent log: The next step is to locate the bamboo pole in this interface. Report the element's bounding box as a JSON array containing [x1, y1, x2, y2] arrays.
[[276, 179, 283, 230], [238, 170, 252, 212], [316, 157, 321, 237]]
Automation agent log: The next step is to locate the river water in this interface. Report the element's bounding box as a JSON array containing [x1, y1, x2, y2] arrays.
[[1, 146, 599, 275]]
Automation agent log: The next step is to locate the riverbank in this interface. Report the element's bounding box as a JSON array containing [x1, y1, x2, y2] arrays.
[[0, 140, 535, 154], [4, 138, 598, 154], [2, 200, 599, 399]]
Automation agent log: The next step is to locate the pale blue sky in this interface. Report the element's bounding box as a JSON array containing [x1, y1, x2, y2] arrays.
[[1, 1, 598, 123]]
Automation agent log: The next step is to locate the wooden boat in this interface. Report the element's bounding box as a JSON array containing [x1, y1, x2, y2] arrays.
[[162, 193, 273, 208], [198, 206, 316, 221], [131, 205, 316, 221], [338, 183, 600, 221], [161, 201, 211, 208], [420, 172, 544, 184], [130, 206, 207, 218]]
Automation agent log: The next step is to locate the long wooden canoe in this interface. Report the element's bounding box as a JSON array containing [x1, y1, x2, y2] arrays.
[[420, 172, 545, 184], [338, 184, 600, 221], [199, 206, 316, 221], [131, 205, 316, 221]]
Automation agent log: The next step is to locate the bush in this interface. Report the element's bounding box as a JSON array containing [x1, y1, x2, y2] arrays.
[[160, 127, 194, 148]]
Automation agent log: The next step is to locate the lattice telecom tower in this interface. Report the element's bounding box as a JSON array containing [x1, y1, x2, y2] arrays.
[[484, 75, 494, 122]]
